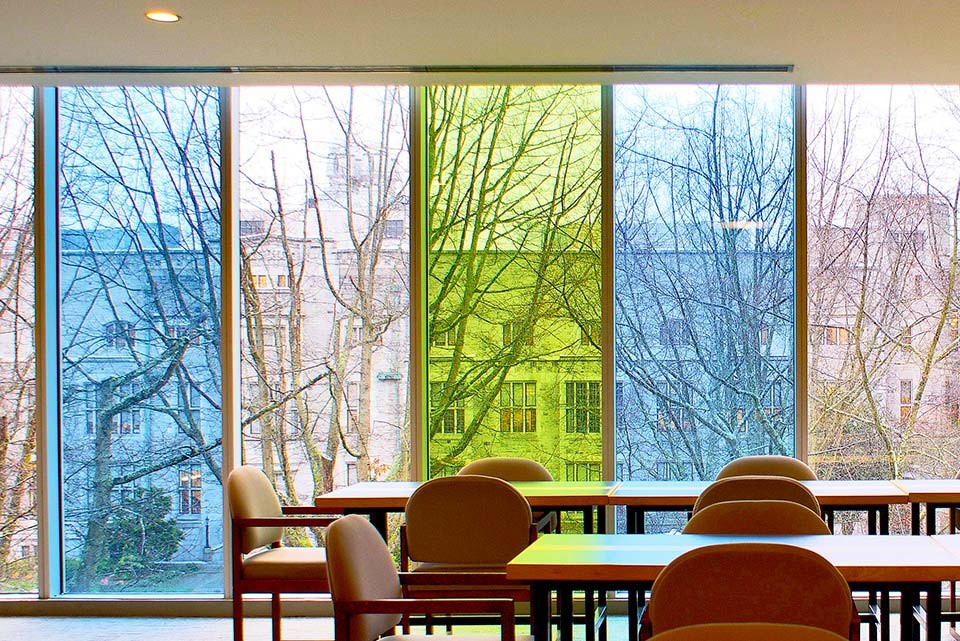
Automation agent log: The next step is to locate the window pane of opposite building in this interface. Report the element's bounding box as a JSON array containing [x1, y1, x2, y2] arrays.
[[59, 87, 223, 593], [614, 85, 797, 499], [426, 85, 602, 480], [0, 88, 34, 593], [237, 86, 411, 519]]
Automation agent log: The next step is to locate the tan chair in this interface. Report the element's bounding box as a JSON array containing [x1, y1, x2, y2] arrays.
[[646, 543, 857, 640], [327, 514, 518, 641], [683, 500, 831, 534], [692, 476, 821, 516], [716, 455, 817, 480], [458, 457, 558, 532], [649, 623, 848, 641], [227, 465, 336, 641], [400, 475, 535, 601]]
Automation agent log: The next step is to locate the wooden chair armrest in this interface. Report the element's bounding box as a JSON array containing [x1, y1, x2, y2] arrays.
[[399, 571, 516, 586], [282, 506, 339, 518], [233, 516, 337, 528], [534, 511, 555, 533]]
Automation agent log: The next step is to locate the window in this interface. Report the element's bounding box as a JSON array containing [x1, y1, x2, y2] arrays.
[[60, 86, 223, 593], [822, 326, 850, 346], [901, 325, 912, 348], [950, 311, 959, 343], [254, 274, 268, 288], [580, 322, 600, 347], [659, 318, 690, 346], [565, 381, 600, 433], [500, 382, 537, 433], [384, 219, 404, 238], [178, 463, 202, 515], [240, 219, 265, 237], [615, 84, 795, 483], [502, 321, 533, 346], [346, 461, 358, 485], [900, 379, 913, 425], [426, 85, 600, 477], [431, 384, 465, 435], [104, 320, 135, 349], [654, 460, 694, 481], [345, 382, 359, 431], [566, 462, 601, 481], [655, 382, 691, 432], [276, 274, 288, 288]]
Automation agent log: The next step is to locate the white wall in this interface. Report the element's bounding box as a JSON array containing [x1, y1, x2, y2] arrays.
[[0, 1, 958, 84]]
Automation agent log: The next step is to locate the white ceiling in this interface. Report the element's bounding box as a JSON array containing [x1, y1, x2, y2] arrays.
[[2, 0, 958, 84]]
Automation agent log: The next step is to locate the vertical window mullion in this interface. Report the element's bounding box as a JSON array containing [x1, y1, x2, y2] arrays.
[[794, 84, 809, 461], [35, 86, 62, 598]]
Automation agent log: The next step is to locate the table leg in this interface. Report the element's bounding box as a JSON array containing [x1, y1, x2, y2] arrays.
[[559, 587, 574, 641], [869, 508, 877, 535], [530, 584, 551, 641], [881, 589, 890, 641], [926, 582, 942, 641], [880, 505, 889, 535], [637, 508, 645, 534], [911, 503, 921, 536], [927, 505, 937, 535], [627, 589, 639, 641], [583, 508, 594, 534], [900, 588, 916, 641]]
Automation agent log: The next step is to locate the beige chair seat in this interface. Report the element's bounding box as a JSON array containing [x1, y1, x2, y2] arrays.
[[242, 547, 328, 580]]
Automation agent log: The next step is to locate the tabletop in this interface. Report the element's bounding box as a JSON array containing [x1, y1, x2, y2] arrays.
[[314, 480, 620, 510], [892, 478, 960, 502], [610, 480, 908, 507], [506, 533, 960, 584]]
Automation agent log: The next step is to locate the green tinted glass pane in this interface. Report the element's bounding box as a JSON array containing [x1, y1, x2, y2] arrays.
[[427, 85, 601, 478]]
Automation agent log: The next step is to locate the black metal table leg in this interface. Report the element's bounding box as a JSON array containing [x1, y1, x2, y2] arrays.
[[530, 584, 551, 641]]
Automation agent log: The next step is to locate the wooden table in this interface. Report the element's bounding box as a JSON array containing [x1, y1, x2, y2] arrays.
[[611, 480, 909, 534], [507, 533, 959, 641], [892, 479, 960, 534], [314, 480, 620, 538]]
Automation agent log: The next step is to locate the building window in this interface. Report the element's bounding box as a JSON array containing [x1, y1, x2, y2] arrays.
[[655, 382, 691, 431], [254, 274, 268, 288], [565, 381, 600, 433], [822, 326, 850, 346], [659, 318, 690, 345], [901, 325, 912, 348], [111, 464, 139, 503], [276, 274, 288, 288], [384, 219, 404, 239], [431, 384, 465, 435], [502, 321, 533, 346], [239, 219, 265, 237], [346, 461, 358, 485], [580, 322, 600, 347], [566, 462, 601, 481], [178, 463, 202, 515], [104, 320, 135, 349], [654, 460, 694, 481], [500, 382, 536, 433], [431, 326, 455, 348], [900, 379, 914, 425], [345, 382, 360, 432]]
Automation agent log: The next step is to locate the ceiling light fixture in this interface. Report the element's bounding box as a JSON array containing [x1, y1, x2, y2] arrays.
[[145, 9, 181, 23]]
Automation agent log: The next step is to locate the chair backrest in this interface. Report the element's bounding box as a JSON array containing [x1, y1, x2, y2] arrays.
[[649, 542, 852, 637], [326, 514, 403, 641], [405, 475, 533, 565], [692, 475, 821, 515], [648, 622, 848, 641], [226, 465, 283, 553], [458, 457, 554, 482], [683, 500, 830, 535], [716, 455, 817, 480]]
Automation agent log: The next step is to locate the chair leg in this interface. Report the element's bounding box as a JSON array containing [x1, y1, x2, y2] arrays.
[[272, 593, 281, 641], [233, 591, 244, 641]]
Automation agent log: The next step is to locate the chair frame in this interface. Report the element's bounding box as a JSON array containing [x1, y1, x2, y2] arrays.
[[230, 506, 337, 641], [334, 595, 517, 641]]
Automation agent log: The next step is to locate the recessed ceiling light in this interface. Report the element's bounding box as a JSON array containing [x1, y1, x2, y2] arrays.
[[145, 9, 181, 23]]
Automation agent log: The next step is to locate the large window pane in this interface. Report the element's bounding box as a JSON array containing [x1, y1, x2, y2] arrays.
[[426, 85, 602, 479], [237, 86, 410, 518], [59, 87, 222, 593], [0, 88, 34, 592], [808, 86, 960, 489], [614, 86, 796, 492]]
